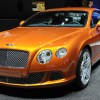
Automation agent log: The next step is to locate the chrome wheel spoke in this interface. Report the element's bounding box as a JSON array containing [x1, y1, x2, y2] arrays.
[[80, 51, 91, 85]]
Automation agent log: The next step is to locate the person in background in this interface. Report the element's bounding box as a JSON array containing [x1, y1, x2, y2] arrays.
[[65, 0, 93, 7], [82, 0, 93, 7]]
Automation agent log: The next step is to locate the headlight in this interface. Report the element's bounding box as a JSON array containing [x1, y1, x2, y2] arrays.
[[56, 48, 67, 58], [37, 50, 52, 64]]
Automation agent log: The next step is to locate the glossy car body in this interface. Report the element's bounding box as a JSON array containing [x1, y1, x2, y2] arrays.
[[0, 7, 100, 88]]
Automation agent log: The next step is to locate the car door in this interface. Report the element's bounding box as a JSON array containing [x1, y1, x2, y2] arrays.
[[89, 10, 100, 62]]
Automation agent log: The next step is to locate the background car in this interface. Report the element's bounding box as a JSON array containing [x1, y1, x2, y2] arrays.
[[0, 7, 100, 89]]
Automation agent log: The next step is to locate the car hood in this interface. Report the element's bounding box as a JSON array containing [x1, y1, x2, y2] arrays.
[[0, 27, 82, 50]]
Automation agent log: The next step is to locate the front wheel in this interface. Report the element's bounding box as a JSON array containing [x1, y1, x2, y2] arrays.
[[75, 48, 91, 89]]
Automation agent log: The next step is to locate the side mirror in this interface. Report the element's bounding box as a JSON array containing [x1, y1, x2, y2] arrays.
[[96, 21, 100, 32], [19, 21, 25, 26]]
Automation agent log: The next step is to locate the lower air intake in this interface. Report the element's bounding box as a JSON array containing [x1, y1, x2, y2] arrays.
[[0, 72, 45, 84], [50, 72, 64, 80]]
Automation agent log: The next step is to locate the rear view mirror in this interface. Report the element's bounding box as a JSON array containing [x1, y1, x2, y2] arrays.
[[19, 21, 25, 26]]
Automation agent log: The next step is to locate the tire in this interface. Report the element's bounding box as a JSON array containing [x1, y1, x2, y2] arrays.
[[75, 48, 92, 89]]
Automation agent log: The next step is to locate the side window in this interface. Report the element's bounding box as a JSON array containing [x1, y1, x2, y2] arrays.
[[91, 11, 100, 28]]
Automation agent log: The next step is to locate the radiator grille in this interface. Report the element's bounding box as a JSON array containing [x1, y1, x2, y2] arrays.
[[0, 49, 29, 68]]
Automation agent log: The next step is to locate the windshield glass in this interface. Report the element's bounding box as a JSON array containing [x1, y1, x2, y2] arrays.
[[22, 11, 88, 27]]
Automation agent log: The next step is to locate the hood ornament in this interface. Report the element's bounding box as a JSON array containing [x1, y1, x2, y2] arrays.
[[6, 44, 14, 46]]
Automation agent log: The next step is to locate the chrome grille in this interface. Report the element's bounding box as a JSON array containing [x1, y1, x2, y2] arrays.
[[0, 72, 45, 84], [0, 49, 29, 68]]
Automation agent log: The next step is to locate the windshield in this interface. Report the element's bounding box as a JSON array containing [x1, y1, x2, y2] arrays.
[[22, 11, 88, 27]]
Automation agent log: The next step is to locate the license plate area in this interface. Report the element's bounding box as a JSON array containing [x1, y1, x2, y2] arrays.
[[0, 68, 22, 78]]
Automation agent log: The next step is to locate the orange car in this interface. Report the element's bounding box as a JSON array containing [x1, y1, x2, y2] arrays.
[[0, 7, 100, 89]]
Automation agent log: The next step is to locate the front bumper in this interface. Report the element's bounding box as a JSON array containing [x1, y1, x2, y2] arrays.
[[0, 77, 75, 88], [0, 71, 75, 88]]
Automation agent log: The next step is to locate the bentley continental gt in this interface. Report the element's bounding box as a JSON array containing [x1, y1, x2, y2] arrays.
[[0, 7, 100, 89]]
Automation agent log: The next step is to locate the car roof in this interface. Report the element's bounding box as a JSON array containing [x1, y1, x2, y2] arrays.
[[43, 7, 100, 12]]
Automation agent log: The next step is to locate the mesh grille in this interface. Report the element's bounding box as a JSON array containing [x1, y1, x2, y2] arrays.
[[50, 72, 64, 80], [0, 49, 29, 68], [0, 72, 45, 84]]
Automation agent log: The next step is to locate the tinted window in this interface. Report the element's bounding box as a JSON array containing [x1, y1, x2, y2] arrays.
[[22, 11, 88, 27]]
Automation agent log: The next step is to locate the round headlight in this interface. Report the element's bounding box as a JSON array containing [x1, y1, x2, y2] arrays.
[[37, 50, 52, 64], [56, 48, 67, 58]]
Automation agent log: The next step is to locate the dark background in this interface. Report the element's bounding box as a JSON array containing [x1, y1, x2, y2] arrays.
[[0, 0, 99, 31], [0, 0, 99, 19]]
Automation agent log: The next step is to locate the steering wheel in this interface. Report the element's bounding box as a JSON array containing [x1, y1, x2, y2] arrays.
[[68, 21, 80, 24]]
